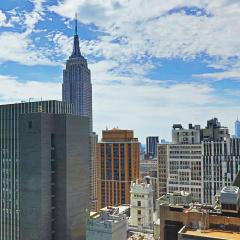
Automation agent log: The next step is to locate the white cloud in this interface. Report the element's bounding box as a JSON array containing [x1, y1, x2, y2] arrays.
[[0, 71, 236, 141], [93, 80, 236, 141], [49, 0, 240, 76], [0, 75, 61, 103], [0, 31, 54, 65], [0, 10, 11, 27]]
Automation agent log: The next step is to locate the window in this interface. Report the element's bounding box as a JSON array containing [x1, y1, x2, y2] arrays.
[[138, 218, 141, 222], [137, 210, 141, 215], [137, 201, 141, 207], [51, 133, 55, 147], [28, 121, 32, 129]]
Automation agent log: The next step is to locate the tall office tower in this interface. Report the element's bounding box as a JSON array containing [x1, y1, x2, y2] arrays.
[[157, 145, 168, 198], [62, 16, 92, 131], [157, 119, 240, 204], [62, 16, 98, 210], [19, 112, 90, 240], [146, 136, 159, 158], [165, 143, 202, 202], [97, 129, 140, 210], [0, 101, 73, 240], [235, 118, 240, 138], [202, 138, 240, 203], [159, 124, 203, 202]]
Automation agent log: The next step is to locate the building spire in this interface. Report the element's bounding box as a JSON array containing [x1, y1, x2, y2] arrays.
[[70, 13, 81, 58], [75, 12, 78, 36]]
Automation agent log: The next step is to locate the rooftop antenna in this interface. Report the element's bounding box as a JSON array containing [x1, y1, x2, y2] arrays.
[[75, 12, 78, 35]]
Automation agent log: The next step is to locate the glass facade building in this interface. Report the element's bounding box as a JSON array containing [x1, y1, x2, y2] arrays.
[[235, 119, 240, 138]]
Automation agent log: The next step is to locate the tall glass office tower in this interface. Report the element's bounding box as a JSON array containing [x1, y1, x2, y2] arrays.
[[235, 118, 240, 138], [62, 16, 92, 132]]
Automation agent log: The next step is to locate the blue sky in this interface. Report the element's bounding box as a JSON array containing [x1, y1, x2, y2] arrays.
[[0, 0, 240, 141]]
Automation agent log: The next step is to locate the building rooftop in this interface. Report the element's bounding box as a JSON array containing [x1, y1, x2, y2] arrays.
[[100, 205, 130, 215], [131, 178, 153, 193], [179, 227, 240, 240], [221, 186, 240, 194], [128, 232, 154, 240]]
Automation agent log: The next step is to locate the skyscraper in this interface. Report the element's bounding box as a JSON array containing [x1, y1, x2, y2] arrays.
[[235, 118, 240, 138], [146, 136, 159, 158], [62, 16, 98, 210], [157, 119, 240, 204], [0, 101, 73, 240], [62, 15, 92, 132], [19, 112, 90, 240], [97, 128, 140, 210]]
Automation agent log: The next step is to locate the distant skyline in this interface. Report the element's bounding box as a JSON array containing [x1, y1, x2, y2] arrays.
[[0, 0, 240, 141]]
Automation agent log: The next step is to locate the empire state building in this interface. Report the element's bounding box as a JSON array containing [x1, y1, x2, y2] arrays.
[[62, 16, 98, 210], [62, 16, 92, 132]]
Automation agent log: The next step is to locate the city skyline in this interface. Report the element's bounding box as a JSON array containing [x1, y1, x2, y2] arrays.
[[0, 1, 240, 141]]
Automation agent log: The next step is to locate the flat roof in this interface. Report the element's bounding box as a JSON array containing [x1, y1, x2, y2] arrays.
[[181, 228, 240, 240]]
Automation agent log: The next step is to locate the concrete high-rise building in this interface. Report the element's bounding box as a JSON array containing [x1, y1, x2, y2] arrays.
[[62, 16, 92, 131], [140, 159, 157, 177], [62, 16, 98, 210], [172, 124, 201, 144], [157, 119, 240, 205], [146, 136, 159, 158], [202, 138, 240, 203], [130, 177, 153, 229], [157, 144, 168, 197], [158, 124, 202, 202], [19, 112, 90, 240], [0, 101, 73, 240], [201, 117, 230, 141], [97, 129, 140, 210], [90, 132, 98, 210], [158, 143, 203, 203], [235, 118, 240, 138]]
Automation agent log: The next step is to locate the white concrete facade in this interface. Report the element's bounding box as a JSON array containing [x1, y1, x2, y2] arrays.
[[130, 178, 154, 229], [167, 144, 203, 203]]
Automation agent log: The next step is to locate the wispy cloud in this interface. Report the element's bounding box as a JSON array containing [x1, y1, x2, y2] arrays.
[[193, 69, 240, 81]]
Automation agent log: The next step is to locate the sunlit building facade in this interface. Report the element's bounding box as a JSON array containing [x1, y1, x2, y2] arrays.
[[97, 129, 140, 210]]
